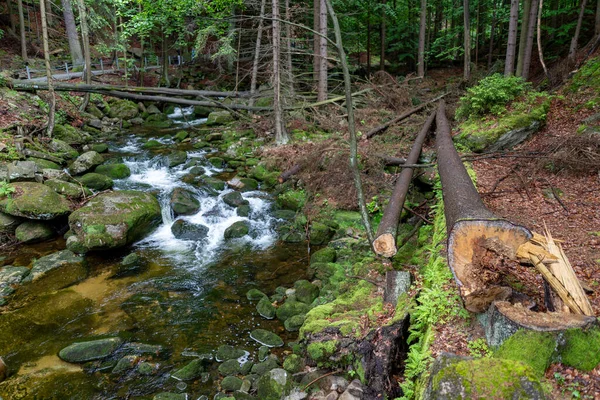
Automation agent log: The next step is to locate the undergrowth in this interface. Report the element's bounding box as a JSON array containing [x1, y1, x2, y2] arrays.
[[397, 181, 468, 400]]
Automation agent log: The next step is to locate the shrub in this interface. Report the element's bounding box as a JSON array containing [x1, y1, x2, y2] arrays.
[[455, 74, 531, 120]]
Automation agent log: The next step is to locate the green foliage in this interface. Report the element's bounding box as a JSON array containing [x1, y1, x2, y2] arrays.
[[467, 338, 491, 358], [569, 57, 600, 93], [0, 181, 15, 198], [455, 74, 531, 120]]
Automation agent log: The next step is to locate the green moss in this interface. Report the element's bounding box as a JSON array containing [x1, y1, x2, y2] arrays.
[[307, 340, 338, 362], [569, 57, 600, 92], [494, 330, 555, 376], [559, 328, 600, 371], [276, 190, 306, 211]]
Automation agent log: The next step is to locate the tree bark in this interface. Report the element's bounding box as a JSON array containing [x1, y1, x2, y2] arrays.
[[435, 100, 532, 313], [250, 0, 267, 106], [45, 0, 53, 26], [285, 0, 295, 96], [463, 0, 471, 80], [521, 0, 539, 80], [596, 0, 600, 36], [313, 0, 320, 82], [504, 0, 519, 76], [17, 0, 27, 62], [272, 0, 289, 144], [373, 111, 436, 257], [76, 0, 92, 111], [417, 0, 427, 77], [487, 7, 497, 69], [40, 0, 55, 137], [569, 0, 588, 62], [318, 0, 328, 101], [537, 0, 550, 80], [367, 9, 372, 76], [61, 0, 83, 65], [326, 0, 375, 246], [516, 0, 533, 77], [379, 0, 386, 71]]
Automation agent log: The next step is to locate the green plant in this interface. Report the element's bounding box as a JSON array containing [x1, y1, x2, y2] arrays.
[[455, 74, 531, 120], [0, 181, 15, 198], [366, 196, 380, 214], [467, 338, 491, 358]]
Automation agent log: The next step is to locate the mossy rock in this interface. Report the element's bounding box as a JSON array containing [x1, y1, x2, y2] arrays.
[[223, 191, 249, 208], [108, 99, 139, 120], [79, 172, 114, 191], [27, 157, 62, 170], [224, 221, 249, 239], [425, 356, 546, 400], [294, 280, 319, 304], [282, 354, 304, 373], [216, 345, 246, 362], [276, 190, 306, 212], [67, 191, 161, 253], [15, 221, 54, 243], [142, 140, 163, 149], [257, 297, 276, 319], [49, 139, 79, 159], [171, 358, 208, 381], [237, 204, 250, 217], [171, 219, 209, 240], [221, 375, 243, 391], [310, 247, 336, 264], [0, 368, 97, 399], [194, 105, 213, 117], [273, 210, 296, 221], [91, 143, 109, 153], [307, 341, 338, 362], [59, 337, 123, 363], [45, 179, 91, 198], [494, 330, 555, 376], [256, 368, 292, 400], [21, 249, 87, 291], [250, 329, 284, 347], [200, 176, 226, 191], [218, 359, 242, 376], [208, 157, 225, 168], [167, 151, 188, 168], [558, 328, 600, 371], [170, 187, 200, 216], [284, 314, 305, 332], [70, 151, 104, 175], [308, 222, 334, 245], [173, 131, 189, 142], [95, 163, 131, 179], [0, 182, 71, 220], [276, 299, 311, 322], [207, 111, 234, 126], [251, 356, 279, 375], [112, 355, 138, 375], [247, 288, 268, 301], [0, 212, 21, 233], [54, 124, 88, 145], [153, 393, 187, 400], [239, 178, 259, 192]]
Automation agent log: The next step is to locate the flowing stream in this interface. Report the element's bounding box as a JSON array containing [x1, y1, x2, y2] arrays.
[[0, 109, 308, 399]]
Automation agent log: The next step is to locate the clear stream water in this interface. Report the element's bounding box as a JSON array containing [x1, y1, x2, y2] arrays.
[[0, 109, 309, 399]]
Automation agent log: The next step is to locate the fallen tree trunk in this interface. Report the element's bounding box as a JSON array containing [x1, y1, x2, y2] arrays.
[[377, 154, 407, 166], [278, 164, 302, 183], [366, 93, 447, 139], [373, 110, 436, 257], [10, 81, 252, 98], [435, 101, 533, 313]]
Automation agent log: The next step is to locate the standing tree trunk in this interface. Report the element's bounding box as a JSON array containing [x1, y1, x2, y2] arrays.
[[61, 0, 83, 65], [380, 0, 386, 71], [569, 0, 588, 62], [417, 0, 427, 77], [17, 0, 27, 62], [250, 0, 267, 106], [517, 0, 533, 77], [45, 0, 53, 26], [272, 0, 289, 144], [318, 0, 328, 101], [596, 0, 600, 36], [505, 0, 519, 76], [325, 0, 375, 246], [40, 0, 55, 137], [76, 0, 92, 111], [367, 8, 372, 76], [285, 0, 295, 96], [313, 0, 320, 82], [463, 0, 471, 80], [487, 6, 497, 69], [521, 0, 539, 80], [537, 0, 550, 80]]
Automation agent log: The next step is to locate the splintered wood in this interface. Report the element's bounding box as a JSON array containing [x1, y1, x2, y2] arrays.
[[517, 229, 594, 316]]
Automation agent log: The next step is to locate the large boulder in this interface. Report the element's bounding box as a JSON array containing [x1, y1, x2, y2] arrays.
[[257, 368, 292, 400], [206, 111, 234, 126], [0, 182, 71, 220], [54, 124, 89, 145], [79, 173, 114, 191], [6, 161, 38, 182], [48, 139, 79, 159], [95, 163, 131, 179], [67, 191, 161, 253], [15, 221, 54, 243], [170, 188, 200, 216], [224, 221, 249, 239], [69, 151, 104, 175], [170, 219, 209, 240], [108, 100, 139, 120], [44, 179, 91, 199], [59, 337, 123, 363]]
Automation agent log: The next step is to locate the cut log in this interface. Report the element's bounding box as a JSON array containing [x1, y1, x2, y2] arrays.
[[435, 101, 532, 313], [483, 300, 597, 347], [373, 110, 436, 257], [377, 154, 406, 166], [365, 93, 447, 139], [278, 164, 302, 183]]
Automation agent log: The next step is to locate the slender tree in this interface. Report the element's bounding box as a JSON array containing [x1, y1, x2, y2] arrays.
[[505, 0, 519, 76], [516, 0, 532, 77], [76, 0, 92, 111], [272, 0, 289, 144], [250, 0, 267, 106], [521, 0, 539, 79], [62, 0, 84, 65], [463, 0, 471, 80], [318, 0, 328, 101], [379, 0, 386, 71], [285, 0, 295, 96], [596, 0, 600, 36], [569, 0, 588, 61], [17, 0, 27, 62], [313, 0, 320, 82], [40, 0, 56, 137], [417, 0, 427, 77], [537, 0, 549, 80], [488, 6, 498, 68]]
